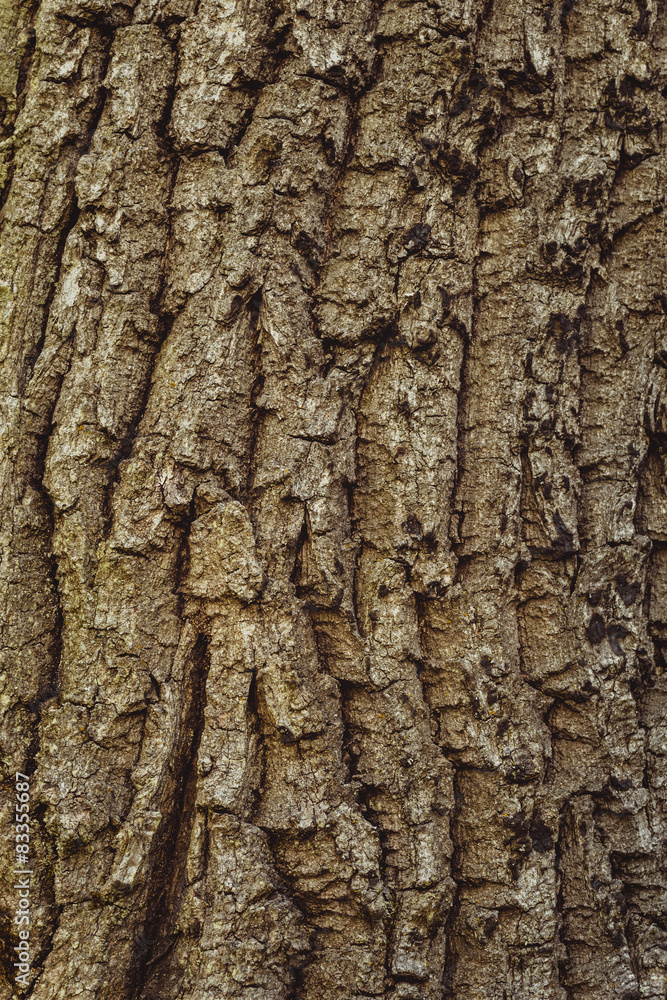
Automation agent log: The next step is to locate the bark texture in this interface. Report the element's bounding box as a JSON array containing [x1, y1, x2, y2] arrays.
[[1, 0, 666, 997]]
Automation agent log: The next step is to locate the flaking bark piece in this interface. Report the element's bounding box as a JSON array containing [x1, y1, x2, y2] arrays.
[[182, 497, 266, 602]]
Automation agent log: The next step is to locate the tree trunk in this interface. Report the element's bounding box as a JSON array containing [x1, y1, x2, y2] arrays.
[[1, 0, 666, 997]]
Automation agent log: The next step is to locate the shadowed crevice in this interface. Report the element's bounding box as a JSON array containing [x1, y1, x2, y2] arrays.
[[129, 630, 211, 1000]]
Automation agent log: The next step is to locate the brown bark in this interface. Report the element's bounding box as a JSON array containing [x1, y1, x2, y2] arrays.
[[0, 0, 666, 997]]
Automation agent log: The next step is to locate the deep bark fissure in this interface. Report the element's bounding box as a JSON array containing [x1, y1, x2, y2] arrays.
[[127, 630, 210, 1000]]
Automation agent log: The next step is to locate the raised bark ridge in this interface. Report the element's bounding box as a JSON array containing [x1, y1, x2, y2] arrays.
[[0, 0, 666, 998]]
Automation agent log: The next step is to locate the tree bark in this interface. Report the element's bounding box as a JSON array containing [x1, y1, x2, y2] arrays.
[[1, 0, 666, 997]]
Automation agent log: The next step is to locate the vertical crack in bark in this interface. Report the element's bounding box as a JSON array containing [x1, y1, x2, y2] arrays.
[[448, 289, 473, 576], [243, 287, 265, 506], [0, 0, 38, 212], [220, 10, 294, 165], [554, 804, 571, 999], [128, 631, 210, 1000], [2, 13, 114, 714], [440, 765, 464, 1000]]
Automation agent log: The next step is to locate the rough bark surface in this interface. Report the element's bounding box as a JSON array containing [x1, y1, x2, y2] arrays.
[[0, 0, 666, 997]]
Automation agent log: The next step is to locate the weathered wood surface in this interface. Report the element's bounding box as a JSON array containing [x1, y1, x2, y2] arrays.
[[0, 0, 666, 997]]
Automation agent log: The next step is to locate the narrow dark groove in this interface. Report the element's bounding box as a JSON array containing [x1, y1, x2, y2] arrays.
[[290, 508, 310, 588], [283, 960, 306, 1000], [554, 811, 571, 998], [22, 24, 115, 394], [0, 0, 38, 212], [242, 288, 265, 506], [262, 831, 315, 1000], [128, 630, 211, 1000], [448, 299, 472, 573], [337, 679, 362, 786], [440, 764, 464, 998], [171, 495, 195, 612], [55, 5, 134, 30], [222, 11, 295, 167], [344, 321, 402, 550], [245, 668, 268, 821], [342, 490, 364, 638], [100, 310, 176, 539], [152, 22, 180, 158]]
